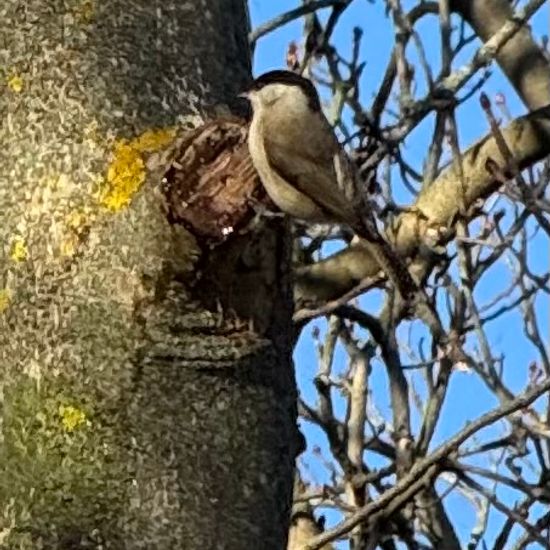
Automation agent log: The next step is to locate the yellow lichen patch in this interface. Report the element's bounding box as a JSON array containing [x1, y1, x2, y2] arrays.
[[58, 404, 88, 432], [100, 141, 146, 211], [98, 128, 176, 211], [130, 127, 176, 153], [10, 237, 28, 262], [0, 289, 11, 313], [7, 74, 24, 93]]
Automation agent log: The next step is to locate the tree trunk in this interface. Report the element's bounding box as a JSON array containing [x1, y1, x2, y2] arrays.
[[0, 1, 298, 548]]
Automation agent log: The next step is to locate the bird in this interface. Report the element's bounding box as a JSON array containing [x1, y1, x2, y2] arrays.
[[241, 70, 417, 301]]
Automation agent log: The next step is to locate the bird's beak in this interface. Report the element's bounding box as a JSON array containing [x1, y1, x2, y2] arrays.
[[238, 91, 250, 99]]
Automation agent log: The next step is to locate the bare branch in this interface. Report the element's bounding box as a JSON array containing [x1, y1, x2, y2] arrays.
[[249, 0, 349, 46], [303, 377, 550, 548]]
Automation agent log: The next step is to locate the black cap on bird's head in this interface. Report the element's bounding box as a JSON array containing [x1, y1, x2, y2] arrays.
[[240, 70, 321, 112]]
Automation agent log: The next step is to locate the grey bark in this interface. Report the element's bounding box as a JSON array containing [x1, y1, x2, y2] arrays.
[[0, 1, 298, 549]]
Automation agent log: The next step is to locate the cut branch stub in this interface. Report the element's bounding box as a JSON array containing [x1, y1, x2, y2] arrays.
[[159, 117, 265, 244]]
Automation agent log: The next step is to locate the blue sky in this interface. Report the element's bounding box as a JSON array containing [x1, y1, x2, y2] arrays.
[[248, 1, 549, 547]]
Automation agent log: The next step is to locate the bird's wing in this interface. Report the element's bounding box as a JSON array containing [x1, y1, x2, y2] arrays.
[[262, 113, 358, 224]]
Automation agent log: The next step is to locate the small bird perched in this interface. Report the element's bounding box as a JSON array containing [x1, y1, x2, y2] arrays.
[[241, 70, 417, 301]]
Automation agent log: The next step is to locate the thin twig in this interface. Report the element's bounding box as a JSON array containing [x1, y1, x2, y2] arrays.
[[249, 0, 348, 45]]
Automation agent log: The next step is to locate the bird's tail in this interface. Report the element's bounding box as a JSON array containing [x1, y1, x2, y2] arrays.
[[354, 222, 418, 301]]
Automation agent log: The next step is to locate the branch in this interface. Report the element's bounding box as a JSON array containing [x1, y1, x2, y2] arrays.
[[452, 0, 550, 110], [249, 0, 349, 46], [371, 2, 439, 124], [302, 376, 550, 549], [457, 473, 549, 547], [438, 0, 546, 97], [375, 0, 544, 148]]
